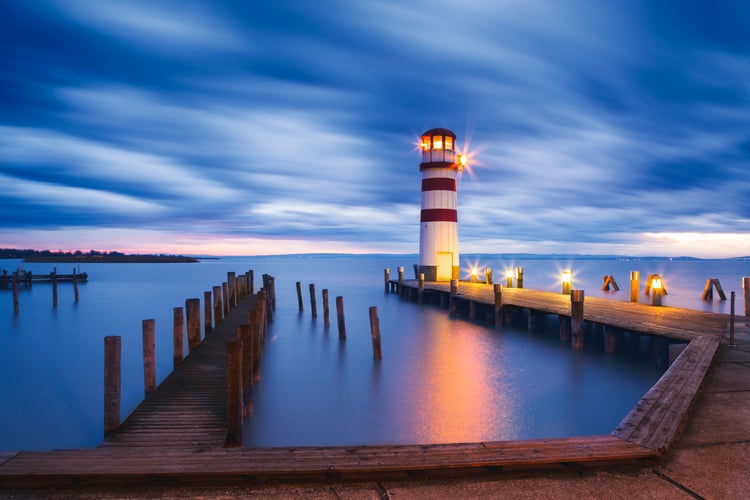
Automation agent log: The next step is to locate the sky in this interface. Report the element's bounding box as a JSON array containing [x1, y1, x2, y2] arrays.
[[1, 1, 749, 258]]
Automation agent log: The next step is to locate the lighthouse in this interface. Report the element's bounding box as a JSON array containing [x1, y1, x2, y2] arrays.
[[417, 128, 465, 282]]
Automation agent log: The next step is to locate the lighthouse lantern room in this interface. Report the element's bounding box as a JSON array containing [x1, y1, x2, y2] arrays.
[[418, 127, 463, 282]]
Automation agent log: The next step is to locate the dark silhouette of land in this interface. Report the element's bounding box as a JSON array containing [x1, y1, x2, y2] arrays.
[[0, 248, 198, 263]]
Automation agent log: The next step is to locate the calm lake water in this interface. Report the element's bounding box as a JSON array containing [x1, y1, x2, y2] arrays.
[[1, 255, 748, 450]]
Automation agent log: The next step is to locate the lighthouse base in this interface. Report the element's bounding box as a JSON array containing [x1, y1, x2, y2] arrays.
[[417, 265, 459, 282]]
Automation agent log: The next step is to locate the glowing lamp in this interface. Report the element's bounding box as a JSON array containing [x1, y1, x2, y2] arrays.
[[457, 153, 467, 171], [505, 268, 514, 288], [561, 269, 572, 295], [471, 266, 478, 283], [652, 278, 662, 290], [651, 275, 664, 306]]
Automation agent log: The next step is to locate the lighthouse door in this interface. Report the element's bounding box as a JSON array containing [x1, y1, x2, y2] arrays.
[[436, 252, 453, 281]]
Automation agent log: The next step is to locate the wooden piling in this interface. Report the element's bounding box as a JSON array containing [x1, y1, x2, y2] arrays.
[[227, 272, 236, 308], [73, 267, 79, 302], [730, 291, 736, 346], [173, 306, 184, 368], [527, 310, 538, 332], [559, 315, 570, 342], [12, 276, 19, 314], [336, 296, 346, 340], [398, 266, 404, 284], [204, 291, 213, 333], [296, 281, 303, 311], [702, 278, 727, 301], [249, 311, 262, 383], [225, 340, 243, 447], [605, 326, 617, 353], [630, 271, 639, 303], [248, 270, 254, 295], [744, 277, 750, 316], [104, 335, 121, 437], [369, 306, 382, 360], [469, 301, 477, 320], [418, 273, 424, 304], [186, 298, 201, 352], [213, 286, 223, 323], [449, 279, 458, 316], [485, 267, 493, 285], [384, 268, 390, 293], [222, 282, 229, 316], [51, 268, 58, 308], [516, 267, 524, 289], [237, 324, 254, 417], [602, 275, 619, 291], [571, 290, 585, 351], [493, 283, 503, 329], [322, 288, 330, 328], [142, 319, 156, 398], [309, 283, 317, 318]]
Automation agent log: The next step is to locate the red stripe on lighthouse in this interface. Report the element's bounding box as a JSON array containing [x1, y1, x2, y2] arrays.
[[420, 208, 458, 223], [421, 178, 456, 192]]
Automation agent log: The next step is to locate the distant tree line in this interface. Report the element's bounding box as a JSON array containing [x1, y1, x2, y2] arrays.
[[0, 248, 198, 263]]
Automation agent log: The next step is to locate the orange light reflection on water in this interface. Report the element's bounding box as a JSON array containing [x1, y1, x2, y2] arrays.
[[401, 314, 518, 443]]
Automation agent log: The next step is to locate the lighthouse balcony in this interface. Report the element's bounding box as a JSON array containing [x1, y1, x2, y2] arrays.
[[422, 149, 455, 164]]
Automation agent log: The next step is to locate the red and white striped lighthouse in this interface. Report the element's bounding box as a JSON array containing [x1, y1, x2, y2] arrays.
[[418, 127, 465, 281]]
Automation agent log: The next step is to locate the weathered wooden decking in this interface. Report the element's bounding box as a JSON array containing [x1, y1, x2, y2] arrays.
[[0, 280, 732, 487]]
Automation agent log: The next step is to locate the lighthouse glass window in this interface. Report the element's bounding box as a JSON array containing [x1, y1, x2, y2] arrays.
[[445, 136, 453, 150], [433, 136, 443, 150]]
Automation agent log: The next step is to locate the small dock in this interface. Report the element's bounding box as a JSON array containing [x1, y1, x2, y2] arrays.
[[0, 278, 738, 488], [0, 269, 88, 288]]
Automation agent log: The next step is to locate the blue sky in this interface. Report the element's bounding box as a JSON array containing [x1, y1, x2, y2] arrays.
[[1, 1, 749, 257]]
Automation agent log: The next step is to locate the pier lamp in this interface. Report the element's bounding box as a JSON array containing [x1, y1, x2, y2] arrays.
[[505, 269, 514, 288], [485, 267, 492, 284], [651, 276, 663, 306], [471, 266, 478, 283], [561, 269, 572, 295]]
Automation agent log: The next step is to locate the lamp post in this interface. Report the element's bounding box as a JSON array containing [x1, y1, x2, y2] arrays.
[[651, 276, 663, 306], [505, 269, 514, 288], [562, 269, 572, 295]]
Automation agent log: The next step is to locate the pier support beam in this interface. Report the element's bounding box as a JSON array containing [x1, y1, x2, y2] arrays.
[[744, 277, 750, 316], [494, 284, 503, 329], [322, 289, 330, 328], [336, 296, 346, 340], [384, 268, 390, 293], [571, 290, 585, 351], [225, 340, 243, 447], [309, 283, 317, 318], [186, 298, 201, 352], [630, 271, 640, 303], [369, 306, 382, 360], [204, 291, 213, 333], [449, 279, 458, 316], [104, 335, 121, 437], [142, 319, 156, 397], [559, 315, 570, 342], [173, 307, 184, 368]]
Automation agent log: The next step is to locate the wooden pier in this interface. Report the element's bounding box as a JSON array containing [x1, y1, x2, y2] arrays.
[[0, 270, 88, 288], [0, 278, 736, 488]]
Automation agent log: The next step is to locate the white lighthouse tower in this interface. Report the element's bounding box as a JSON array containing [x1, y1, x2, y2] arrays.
[[418, 127, 465, 282]]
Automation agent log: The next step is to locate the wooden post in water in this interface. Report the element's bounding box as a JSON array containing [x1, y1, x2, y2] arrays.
[[173, 306, 184, 368], [493, 283, 503, 329], [73, 267, 79, 302], [559, 315, 570, 342], [730, 291, 736, 346], [336, 296, 346, 340], [630, 271, 640, 303], [309, 283, 317, 318], [322, 288, 330, 328], [527, 310, 538, 332], [296, 281, 304, 311], [227, 272, 236, 308], [369, 306, 382, 360], [222, 282, 229, 316], [449, 279, 458, 316], [104, 335, 121, 437], [51, 268, 58, 308], [213, 285, 223, 323], [516, 267, 523, 289], [204, 291, 213, 333], [237, 324, 254, 416], [12, 276, 19, 314], [418, 273, 424, 304], [605, 326, 617, 353], [744, 277, 750, 316], [384, 268, 390, 293], [248, 270, 254, 295], [225, 340, 243, 447], [142, 319, 156, 397], [185, 298, 201, 351], [571, 290, 585, 351], [398, 266, 404, 283]]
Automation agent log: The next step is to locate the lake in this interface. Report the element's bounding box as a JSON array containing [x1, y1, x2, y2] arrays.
[[1, 255, 747, 450]]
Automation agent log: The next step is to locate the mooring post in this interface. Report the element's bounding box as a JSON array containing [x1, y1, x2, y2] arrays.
[[213, 285, 223, 323], [369, 306, 382, 360], [142, 319, 156, 398], [449, 279, 458, 316], [322, 288, 330, 328], [398, 266, 404, 283], [571, 290, 585, 351], [73, 267, 79, 302], [185, 298, 201, 351], [248, 270, 254, 295], [225, 340, 243, 447], [418, 273, 424, 304], [12, 276, 19, 314], [51, 267, 58, 308], [222, 282, 229, 316], [173, 306, 184, 368], [309, 283, 317, 318], [743, 277, 750, 316], [630, 271, 640, 303], [516, 267, 523, 289], [203, 290, 213, 333], [730, 291, 736, 346], [227, 272, 236, 308], [336, 296, 346, 340], [493, 283, 503, 329], [296, 281, 304, 311], [384, 268, 390, 293], [104, 335, 121, 437]]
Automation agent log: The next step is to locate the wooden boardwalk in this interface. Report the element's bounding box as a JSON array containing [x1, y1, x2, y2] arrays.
[[0, 279, 734, 488]]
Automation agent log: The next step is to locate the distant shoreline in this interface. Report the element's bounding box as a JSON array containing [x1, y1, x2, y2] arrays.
[[0, 248, 200, 263]]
